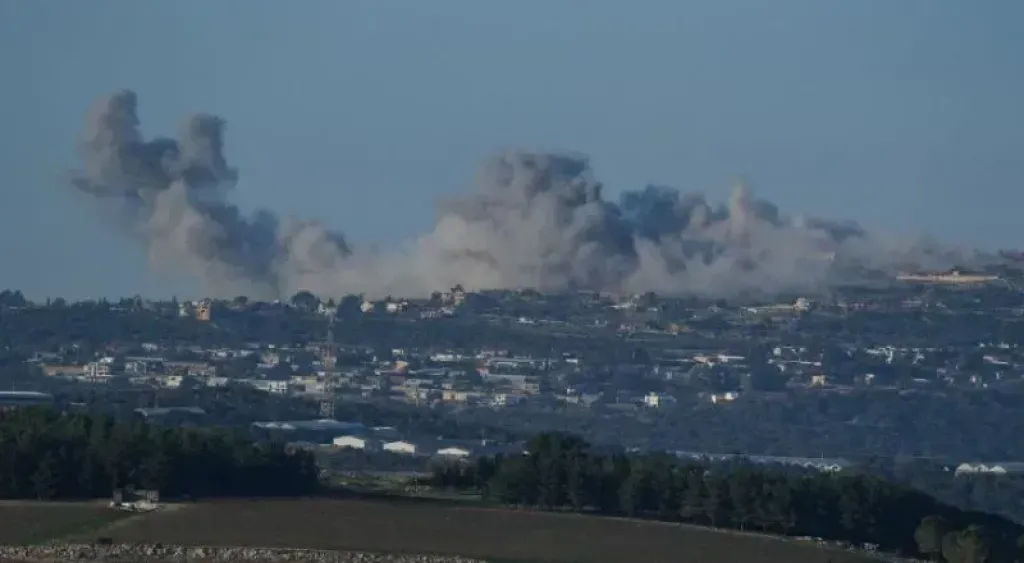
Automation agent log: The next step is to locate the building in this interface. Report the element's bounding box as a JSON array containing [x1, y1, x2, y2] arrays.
[[333, 435, 380, 451], [382, 440, 421, 455], [436, 446, 473, 458], [644, 392, 676, 408], [710, 391, 740, 404], [82, 361, 113, 381], [435, 441, 526, 459], [40, 364, 84, 378], [111, 487, 160, 511], [252, 380, 290, 394]]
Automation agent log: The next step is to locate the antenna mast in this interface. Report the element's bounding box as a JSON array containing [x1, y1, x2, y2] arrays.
[[318, 313, 337, 419]]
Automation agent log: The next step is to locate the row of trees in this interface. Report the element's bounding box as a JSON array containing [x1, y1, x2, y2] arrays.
[[430, 433, 1024, 561], [0, 408, 319, 500]]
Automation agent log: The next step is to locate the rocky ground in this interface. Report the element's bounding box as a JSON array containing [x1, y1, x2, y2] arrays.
[[0, 544, 489, 563]]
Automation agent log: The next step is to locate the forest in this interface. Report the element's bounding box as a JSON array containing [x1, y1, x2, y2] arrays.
[[0, 407, 319, 499], [430, 432, 1024, 562]]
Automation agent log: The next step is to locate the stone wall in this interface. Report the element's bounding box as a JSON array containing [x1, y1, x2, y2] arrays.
[[0, 544, 488, 563]]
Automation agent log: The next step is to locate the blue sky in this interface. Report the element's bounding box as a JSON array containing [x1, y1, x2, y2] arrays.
[[1, 1, 1021, 299]]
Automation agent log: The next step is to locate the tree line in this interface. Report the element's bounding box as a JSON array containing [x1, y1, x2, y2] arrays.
[[0, 407, 319, 500], [430, 432, 1024, 562]]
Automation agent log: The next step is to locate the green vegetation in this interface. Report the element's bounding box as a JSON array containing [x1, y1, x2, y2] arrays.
[[0, 408, 318, 499], [431, 432, 1024, 561]]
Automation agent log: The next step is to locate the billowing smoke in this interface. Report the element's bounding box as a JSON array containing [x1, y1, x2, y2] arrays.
[[70, 90, 983, 300]]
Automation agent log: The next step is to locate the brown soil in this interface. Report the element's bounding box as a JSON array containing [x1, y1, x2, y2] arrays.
[[104, 498, 877, 563]]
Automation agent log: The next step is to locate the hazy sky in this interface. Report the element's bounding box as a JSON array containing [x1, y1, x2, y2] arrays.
[[1, 1, 1021, 299]]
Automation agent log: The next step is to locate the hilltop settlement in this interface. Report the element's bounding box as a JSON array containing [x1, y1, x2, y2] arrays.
[[5, 273, 1024, 560]]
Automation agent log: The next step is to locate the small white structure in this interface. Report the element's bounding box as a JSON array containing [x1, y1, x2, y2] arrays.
[[710, 391, 740, 404], [436, 446, 473, 458], [253, 380, 290, 394], [644, 392, 675, 408], [382, 440, 420, 455], [110, 488, 160, 512], [82, 361, 113, 381], [333, 435, 379, 451]]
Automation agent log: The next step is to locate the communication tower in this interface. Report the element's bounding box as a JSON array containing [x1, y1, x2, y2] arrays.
[[317, 314, 337, 418], [320, 314, 337, 370]]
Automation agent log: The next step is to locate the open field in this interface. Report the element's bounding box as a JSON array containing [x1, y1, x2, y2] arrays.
[[104, 498, 878, 563], [0, 501, 125, 545]]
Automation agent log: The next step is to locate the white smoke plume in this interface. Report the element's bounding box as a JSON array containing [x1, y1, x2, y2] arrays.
[[70, 90, 984, 300]]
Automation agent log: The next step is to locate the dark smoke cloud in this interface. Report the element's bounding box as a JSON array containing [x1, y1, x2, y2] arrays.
[[69, 90, 984, 299]]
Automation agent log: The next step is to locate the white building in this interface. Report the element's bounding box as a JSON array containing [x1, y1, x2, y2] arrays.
[[382, 440, 421, 455], [161, 375, 184, 389], [645, 393, 659, 408], [333, 435, 380, 451], [436, 446, 473, 458], [82, 361, 113, 381], [710, 391, 740, 404], [253, 380, 290, 394], [490, 392, 526, 408]]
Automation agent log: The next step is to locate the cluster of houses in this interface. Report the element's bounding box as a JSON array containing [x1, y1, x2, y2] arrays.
[[27, 331, 1024, 417], [19, 285, 1024, 428]]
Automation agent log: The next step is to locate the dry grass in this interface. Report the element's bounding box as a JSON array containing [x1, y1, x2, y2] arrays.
[[0, 501, 123, 545], [106, 498, 877, 563]]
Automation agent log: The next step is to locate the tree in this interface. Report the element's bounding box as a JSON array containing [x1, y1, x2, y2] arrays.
[[943, 526, 992, 563], [338, 295, 363, 318], [31, 452, 59, 500], [959, 526, 992, 563], [289, 290, 319, 312], [745, 362, 786, 392], [0, 290, 27, 308], [915, 515, 950, 561]]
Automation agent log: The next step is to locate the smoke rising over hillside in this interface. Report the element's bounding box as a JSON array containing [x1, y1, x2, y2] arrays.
[[70, 90, 979, 300]]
